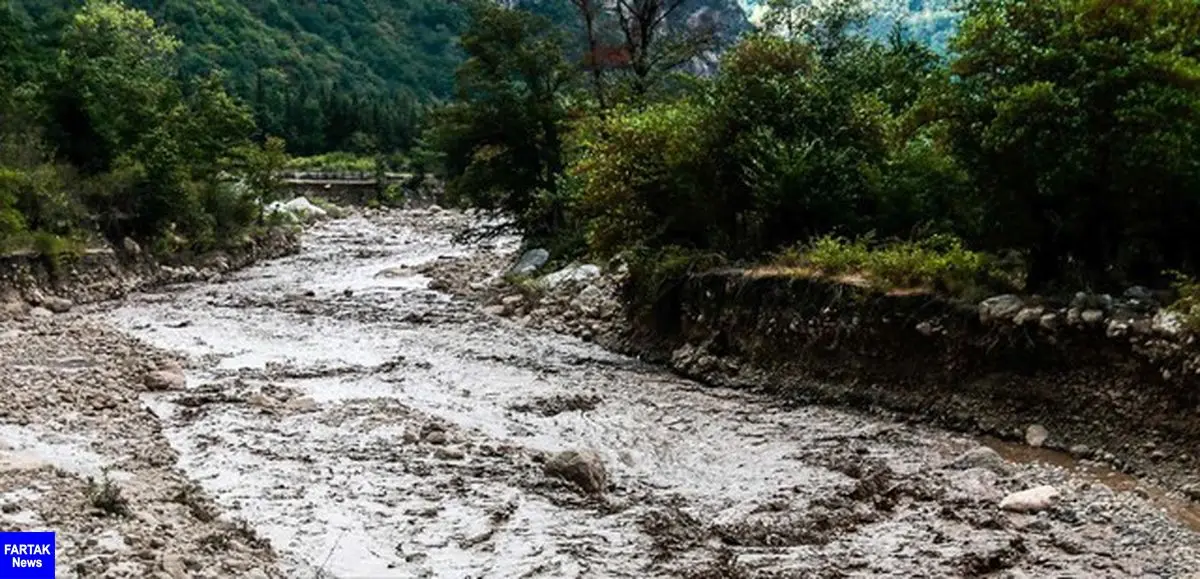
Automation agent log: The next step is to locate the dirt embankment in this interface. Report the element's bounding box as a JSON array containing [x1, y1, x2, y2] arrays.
[[0, 228, 299, 318]]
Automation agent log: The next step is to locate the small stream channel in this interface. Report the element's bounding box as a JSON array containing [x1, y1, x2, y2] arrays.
[[99, 209, 1200, 578]]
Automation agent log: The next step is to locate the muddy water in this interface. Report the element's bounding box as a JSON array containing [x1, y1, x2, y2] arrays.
[[981, 437, 1200, 534], [99, 210, 1200, 578]]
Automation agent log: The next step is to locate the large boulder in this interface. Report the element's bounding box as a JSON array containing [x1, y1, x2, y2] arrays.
[[979, 294, 1024, 324], [41, 296, 73, 314], [265, 197, 328, 224], [144, 368, 187, 391], [544, 450, 608, 495], [508, 249, 550, 277], [539, 264, 601, 289]]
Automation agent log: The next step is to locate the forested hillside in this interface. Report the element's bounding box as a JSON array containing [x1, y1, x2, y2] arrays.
[[7, 0, 753, 156]]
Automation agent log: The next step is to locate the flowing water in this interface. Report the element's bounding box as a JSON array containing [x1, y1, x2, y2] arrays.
[[98, 210, 1200, 578]]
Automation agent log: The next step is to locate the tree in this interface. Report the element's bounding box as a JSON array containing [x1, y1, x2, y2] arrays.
[[942, 0, 1200, 289], [236, 136, 288, 225], [426, 1, 576, 241], [51, 0, 182, 174]]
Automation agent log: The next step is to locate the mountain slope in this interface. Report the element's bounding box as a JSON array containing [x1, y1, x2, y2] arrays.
[[742, 0, 960, 53]]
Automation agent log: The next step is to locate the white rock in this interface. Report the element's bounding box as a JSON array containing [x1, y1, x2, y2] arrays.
[[1000, 485, 1060, 513], [979, 295, 1024, 324], [29, 307, 53, 318], [266, 197, 328, 222], [1025, 424, 1049, 447], [539, 264, 601, 289], [1152, 310, 1184, 336]]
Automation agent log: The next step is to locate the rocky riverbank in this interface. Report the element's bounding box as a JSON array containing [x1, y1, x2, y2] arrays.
[[421, 239, 1200, 504], [0, 316, 283, 578], [0, 227, 300, 321], [1, 216, 304, 578]]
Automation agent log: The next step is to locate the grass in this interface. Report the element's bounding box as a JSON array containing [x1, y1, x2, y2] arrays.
[[768, 234, 1016, 299], [286, 152, 376, 173], [503, 271, 546, 302], [173, 482, 216, 522]]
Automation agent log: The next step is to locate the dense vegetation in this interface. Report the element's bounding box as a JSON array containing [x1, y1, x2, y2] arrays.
[[1, 0, 287, 256], [8, 0, 461, 157], [430, 0, 1200, 296]]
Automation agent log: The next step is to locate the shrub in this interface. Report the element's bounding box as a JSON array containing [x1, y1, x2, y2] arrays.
[[1167, 272, 1200, 333]]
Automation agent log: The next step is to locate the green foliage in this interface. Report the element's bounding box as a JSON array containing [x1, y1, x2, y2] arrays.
[[774, 234, 1009, 297], [570, 101, 712, 259], [286, 152, 377, 174], [1, 0, 274, 257], [941, 0, 1200, 290], [233, 136, 289, 224], [568, 28, 959, 262], [426, 1, 576, 243], [1167, 272, 1200, 333]]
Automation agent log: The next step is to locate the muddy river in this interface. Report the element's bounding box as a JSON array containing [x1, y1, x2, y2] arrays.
[[98, 209, 1200, 578]]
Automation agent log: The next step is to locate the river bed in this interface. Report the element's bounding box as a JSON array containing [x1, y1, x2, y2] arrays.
[[95, 208, 1200, 578]]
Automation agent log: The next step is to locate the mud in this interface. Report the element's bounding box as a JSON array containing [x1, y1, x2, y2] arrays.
[[3, 206, 1194, 577]]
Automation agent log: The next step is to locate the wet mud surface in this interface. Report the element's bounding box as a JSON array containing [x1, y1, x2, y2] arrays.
[[88, 208, 1200, 578]]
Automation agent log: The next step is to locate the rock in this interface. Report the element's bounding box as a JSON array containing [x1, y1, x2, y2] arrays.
[[544, 450, 608, 495], [949, 446, 1010, 475], [508, 248, 550, 277], [423, 430, 448, 445], [1000, 485, 1060, 513], [1152, 311, 1184, 336], [0, 300, 29, 319], [428, 204, 443, 213], [284, 397, 318, 413], [482, 305, 506, 317], [915, 321, 934, 336], [435, 447, 465, 460], [979, 295, 1024, 324], [1025, 424, 1049, 448], [1013, 307, 1045, 326], [122, 237, 142, 256], [144, 370, 186, 391], [161, 554, 187, 579], [28, 305, 52, 319], [1081, 309, 1104, 324], [42, 296, 73, 313], [539, 264, 601, 289], [1181, 483, 1200, 501], [1124, 285, 1155, 302], [1070, 445, 1092, 458], [946, 467, 1004, 504], [1039, 313, 1059, 331], [266, 197, 328, 222]]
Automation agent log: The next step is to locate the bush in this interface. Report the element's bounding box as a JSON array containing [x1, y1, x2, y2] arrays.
[[1167, 272, 1200, 333], [571, 102, 712, 259]]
